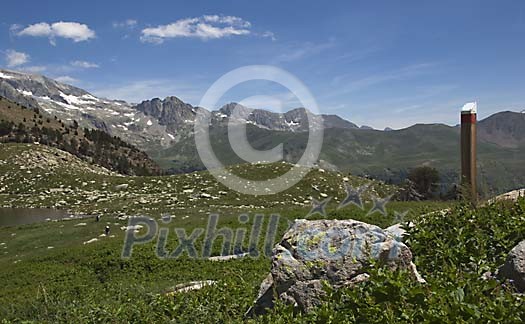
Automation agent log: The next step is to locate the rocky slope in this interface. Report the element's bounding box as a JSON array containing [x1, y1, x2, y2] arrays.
[[0, 142, 396, 215], [0, 96, 161, 175], [0, 69, 176, 150], [0, 69, 360, 153]]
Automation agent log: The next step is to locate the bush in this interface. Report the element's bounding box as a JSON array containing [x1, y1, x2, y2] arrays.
[[408, 166, 440, 199]]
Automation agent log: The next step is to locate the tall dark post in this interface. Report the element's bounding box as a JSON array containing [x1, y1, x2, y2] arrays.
[[461, 102, 477, 203]]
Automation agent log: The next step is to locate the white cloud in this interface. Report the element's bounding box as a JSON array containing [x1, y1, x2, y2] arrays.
[[5, 49, 30, 67], [70, 60, 99, 69], [140, 15, 251, 43], [15, 21, 95, 44], [55, 76, 79, 84], [113, 19, 138, 29]]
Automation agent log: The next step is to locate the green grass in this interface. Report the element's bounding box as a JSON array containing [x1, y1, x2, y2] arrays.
[[2, 199, 523, 323], [2, 143, 523, 323], [0, 200, 451, 323]]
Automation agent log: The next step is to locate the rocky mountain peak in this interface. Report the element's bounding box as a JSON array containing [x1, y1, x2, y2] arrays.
[[133, 96, 196, 129], [218, 102, 251, 117]]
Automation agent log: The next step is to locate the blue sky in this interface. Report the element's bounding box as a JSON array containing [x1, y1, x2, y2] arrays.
[[1, 0, 524, 129]]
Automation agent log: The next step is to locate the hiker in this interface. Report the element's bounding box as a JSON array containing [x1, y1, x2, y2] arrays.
[[105, 226, 110, 236], [95, 215, 100, 222]]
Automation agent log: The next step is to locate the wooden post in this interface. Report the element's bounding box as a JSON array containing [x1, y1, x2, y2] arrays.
[[461, 102, 477, 203]]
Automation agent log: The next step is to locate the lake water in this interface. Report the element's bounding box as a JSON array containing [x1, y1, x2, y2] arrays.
[[0, 208, 70, 226]]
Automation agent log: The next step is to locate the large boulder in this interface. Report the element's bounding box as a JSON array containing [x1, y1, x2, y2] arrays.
[[498, 240, 525, 292], [489, 188, 525, 204], [246, 219, 425, 316]]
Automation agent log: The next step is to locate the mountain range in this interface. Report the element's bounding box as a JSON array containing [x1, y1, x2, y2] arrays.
[[1, 68, 524, 196]]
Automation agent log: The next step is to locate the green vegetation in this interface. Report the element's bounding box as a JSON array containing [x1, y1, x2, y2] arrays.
[[264, 199, 525, 323], [1, 197, 522, 322], [407, 166, 440, 199], [0, 142, 523, 323], [156, 123, 525, 197]]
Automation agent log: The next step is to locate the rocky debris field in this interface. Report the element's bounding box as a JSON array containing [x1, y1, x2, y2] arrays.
[[0, 143, 396, 217]]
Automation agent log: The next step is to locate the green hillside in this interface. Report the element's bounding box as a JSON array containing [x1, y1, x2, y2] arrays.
[[153, 123, 525, 197], [0, 143, 406, 216], [0, 96, 161, 176]]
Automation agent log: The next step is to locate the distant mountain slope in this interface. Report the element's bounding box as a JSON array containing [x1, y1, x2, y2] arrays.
[[0, 69, 176, 150], [0, 96, 161, 176], [133, 98, 359, 137], [478, 111, 525, 148], [1, 68, 524, 195], [0, 69, 360, 154], [156, 122, 525, 196]]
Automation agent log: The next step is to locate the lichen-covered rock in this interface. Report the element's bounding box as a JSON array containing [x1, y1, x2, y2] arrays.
[[489, 188, 525, 204], [246, 219, 425, 316], [498, 240, 525, 292]]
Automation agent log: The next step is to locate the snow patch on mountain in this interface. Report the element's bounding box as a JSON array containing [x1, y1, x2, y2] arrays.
[[0, 71, 14, 79], [16, 89, 33, 96], [285, 119, 300, 127]]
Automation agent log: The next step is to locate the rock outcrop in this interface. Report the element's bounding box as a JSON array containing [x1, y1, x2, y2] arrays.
[[489, 189, 525, 204], [134, 96, 196, 131], [246, 219, 425, 316]]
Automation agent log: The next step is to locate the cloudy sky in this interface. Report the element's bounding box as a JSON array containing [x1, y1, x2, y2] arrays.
[[1, 0, 524, 129]]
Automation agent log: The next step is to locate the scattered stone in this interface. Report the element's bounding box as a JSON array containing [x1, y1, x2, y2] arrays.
[[115, 184, 129, 191], [498, 240, 525, 292], [83, 238, 98, 245], [121, 225, 143, 231], [165, 280, 217, 296], [74, 222, 87, 227], [208, 253, 250, 262]]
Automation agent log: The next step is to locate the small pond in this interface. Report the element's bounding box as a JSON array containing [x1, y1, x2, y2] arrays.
[[0, 208, 71, 226]]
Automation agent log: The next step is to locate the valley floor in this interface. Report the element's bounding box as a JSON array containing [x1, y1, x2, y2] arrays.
[[0, 143, 523, 323]]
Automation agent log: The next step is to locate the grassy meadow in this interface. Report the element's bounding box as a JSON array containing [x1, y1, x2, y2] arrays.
[[1, 143, 524, 323]]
